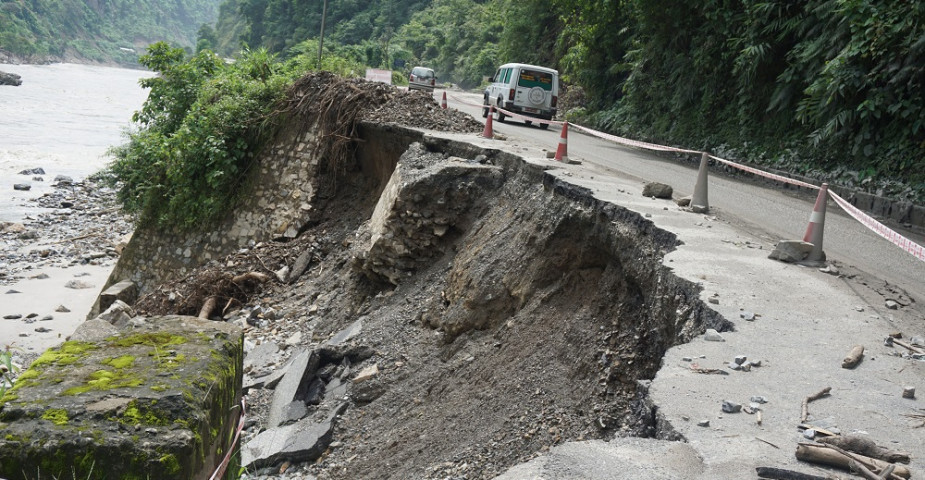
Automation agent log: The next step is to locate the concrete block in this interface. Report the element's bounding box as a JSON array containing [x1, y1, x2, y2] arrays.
[[0, 315, 243, 480], [98, 280, 138, 312]]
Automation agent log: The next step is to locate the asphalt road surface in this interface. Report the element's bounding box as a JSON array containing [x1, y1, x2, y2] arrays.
[[442, 90, 925, 304]]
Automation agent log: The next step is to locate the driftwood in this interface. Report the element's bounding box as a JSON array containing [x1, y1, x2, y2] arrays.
[[198, 296, 218, 319], [801, 387, 831, 422], [796, 443, 909, 479], [892, 338, 925, 355], [232, 272, 270, 285], [818, 435, 911, 464], [197, 272, 269, 319], [850, 459, 883, 480], [842, 345, 865, 369], [755, 466, 832, 480], [799, 424, 838, 438]]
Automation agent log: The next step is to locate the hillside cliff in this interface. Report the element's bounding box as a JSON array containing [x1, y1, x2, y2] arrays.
[[0, 0, 221, 65]]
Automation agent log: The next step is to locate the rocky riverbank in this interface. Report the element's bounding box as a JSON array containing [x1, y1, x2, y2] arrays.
[[1, 173, 131, 361]]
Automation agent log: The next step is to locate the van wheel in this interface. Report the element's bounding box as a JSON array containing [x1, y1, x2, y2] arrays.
[[539, 123, 549, 130], [482, 97, 489, 118], [496, 98, 506, 122], [525, 120, 532, 126]]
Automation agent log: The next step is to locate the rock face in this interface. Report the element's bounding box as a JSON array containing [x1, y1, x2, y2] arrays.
[[356, 142, 504, 284], [0, 316, 243, 480], [0, 71, 23, 86]]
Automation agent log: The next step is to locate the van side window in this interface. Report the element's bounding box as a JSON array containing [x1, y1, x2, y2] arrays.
[[503, 68, 512, 83], [494, 69, 503, 82]]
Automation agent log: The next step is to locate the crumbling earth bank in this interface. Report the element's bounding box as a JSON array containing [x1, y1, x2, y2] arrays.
[[114, 74, 730, 479], [150, 147, 725, 479]]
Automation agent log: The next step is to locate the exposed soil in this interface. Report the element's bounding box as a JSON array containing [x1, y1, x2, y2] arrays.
[[129, 75, 729, 479]]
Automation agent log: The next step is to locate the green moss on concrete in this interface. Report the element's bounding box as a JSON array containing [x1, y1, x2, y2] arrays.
[[62, 368, 145, 396], [107, 332, 188, 348], [30, 341, 98, 368], [102, 354, 136, 369], [1, 317, 244, 480], [120, 399, 171, 426], [159, 453, 181, 475], [41, 408, 68, 426]]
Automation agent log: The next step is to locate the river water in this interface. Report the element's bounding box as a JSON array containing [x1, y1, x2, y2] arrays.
[[1, 63, 150, 353], [0, 63, 151, 222]]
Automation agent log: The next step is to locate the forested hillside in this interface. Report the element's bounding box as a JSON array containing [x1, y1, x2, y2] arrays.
[[202, 0, 922, 198], [0, 0, 221, 64]]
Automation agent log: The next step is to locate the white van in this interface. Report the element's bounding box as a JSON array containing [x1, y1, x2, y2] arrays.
[[483, 63, 558, 129]]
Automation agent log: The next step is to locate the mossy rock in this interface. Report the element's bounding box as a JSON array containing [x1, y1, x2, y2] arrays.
[[0, 315, 243, 480]]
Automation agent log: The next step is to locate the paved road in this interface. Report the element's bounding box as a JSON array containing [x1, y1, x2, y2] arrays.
[[442, 90, 925, 304]]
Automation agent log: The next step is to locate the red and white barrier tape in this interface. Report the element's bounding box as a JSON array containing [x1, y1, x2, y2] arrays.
[[708, 154, 820, 190], [447, 93, 924, 262], [571, 123, 701, 155], [209, 397, 247, 480], [828, 190, 925, 262]]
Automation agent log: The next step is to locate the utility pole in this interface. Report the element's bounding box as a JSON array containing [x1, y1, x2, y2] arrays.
[[318, 0, 328, 68]]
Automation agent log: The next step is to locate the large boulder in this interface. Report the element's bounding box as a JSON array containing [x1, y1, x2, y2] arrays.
[[0, 71, 22, 86]]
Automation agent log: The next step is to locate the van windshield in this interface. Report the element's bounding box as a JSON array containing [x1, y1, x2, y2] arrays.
[[518, 70, 553, 91], [413, 68, 434, 79]]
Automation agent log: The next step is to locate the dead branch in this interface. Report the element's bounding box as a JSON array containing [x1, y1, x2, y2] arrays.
[[850, 460, 882, 480], [892, 338, 925, 355], [801, 387, 831, 423], [222, 297, 242, 316], [755, 436, 778, 449]]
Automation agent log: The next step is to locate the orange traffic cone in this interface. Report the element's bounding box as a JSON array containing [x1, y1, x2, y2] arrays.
[[482, 106, 494, 139], [690, 152, 710, 213], [554, 122, 569, 162], [802, 183, 829, 263], [441, 91, 448, 109]]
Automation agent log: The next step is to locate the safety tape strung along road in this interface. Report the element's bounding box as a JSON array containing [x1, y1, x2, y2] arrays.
[[828, 190, 925, 262], [448, 93, 924, 261], [707, 154, 820, 190], [708, 154, 924, 262], [209, 398, 247, 480], [571, 123, 701, 155]]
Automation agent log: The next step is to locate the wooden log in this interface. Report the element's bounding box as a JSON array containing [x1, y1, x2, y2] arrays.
[[842, 344, 865, 369], [795, 443, 909, 479], [198, 296, 217, 319], [755, 466, 831, 480], [892, 338, 925, 355], [851, 459, 882, 480], [231, 271, 270, 285], [801, 387, 831, 423], [819, 434, 911, 464]]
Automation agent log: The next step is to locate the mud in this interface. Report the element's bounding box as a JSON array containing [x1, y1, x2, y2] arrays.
[[135, 123, 730, 478]]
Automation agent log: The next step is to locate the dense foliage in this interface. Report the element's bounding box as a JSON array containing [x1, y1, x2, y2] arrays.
[[106, 41, 364, 229], [0, 0, 221, 64], [561, 0, 924, 194], [104, 0, 922, 230]]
